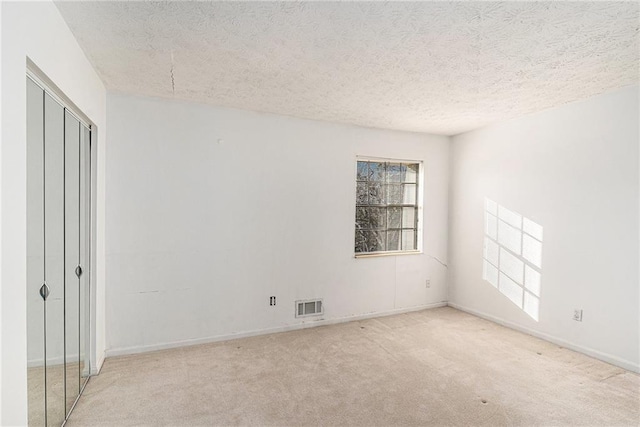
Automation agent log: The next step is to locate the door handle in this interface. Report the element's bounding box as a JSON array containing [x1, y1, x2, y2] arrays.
[[39, 283, 50, 301], [75, 265, 83, 278]]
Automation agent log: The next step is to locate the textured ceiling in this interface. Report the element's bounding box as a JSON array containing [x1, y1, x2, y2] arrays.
[[55, 1, 639, 135]]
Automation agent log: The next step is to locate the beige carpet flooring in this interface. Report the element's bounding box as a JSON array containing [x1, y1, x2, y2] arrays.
[[67, 307, 639, 426], [28, 362, 90, 426]]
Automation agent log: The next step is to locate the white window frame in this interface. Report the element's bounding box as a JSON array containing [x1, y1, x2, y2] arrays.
[[354, 156, 424, 258]]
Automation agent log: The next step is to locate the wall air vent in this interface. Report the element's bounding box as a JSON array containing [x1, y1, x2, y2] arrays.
[[296, 299, 323, 318]]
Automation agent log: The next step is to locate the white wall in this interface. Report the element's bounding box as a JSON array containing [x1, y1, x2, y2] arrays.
[[0, 2, 4, 418], [448, 85, 639, 372], [105, 93, 449, 354], [0, 1, 107, 424]]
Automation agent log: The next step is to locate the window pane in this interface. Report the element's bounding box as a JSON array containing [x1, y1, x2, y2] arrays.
[[356, 207, 386, 231], [366, 230, 386, 252], [355, 207, 367, 230], [387, 207, 401, 229], [402, 184, 417, 204], [357, 161, 369, 181], [404, 163, 418, 183], [356, 181, 368, 204], [402, 207, 415, 228], [369, 162, 385, 182], [386, 184, 402, 204], [387, 163, 402, 183], [363, 207, 386, 229], [386, 230, 401, 251], [368, 182, 385, 205], [355, 229, 367, 253], [402, 230, 415, 251]]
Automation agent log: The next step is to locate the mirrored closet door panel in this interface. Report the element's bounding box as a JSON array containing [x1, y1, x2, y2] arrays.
[[27, 75, 92, 426], [64, 110, 81, 414], [44, 92, 66, 427], [79, 125, 91, 386], [27, 77, 46, 427]]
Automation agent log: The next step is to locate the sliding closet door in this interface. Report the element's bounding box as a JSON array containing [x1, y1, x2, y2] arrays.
[[27, 78, 46, 426], [64, 111, 81, 414], [44, 93, 66, 427]]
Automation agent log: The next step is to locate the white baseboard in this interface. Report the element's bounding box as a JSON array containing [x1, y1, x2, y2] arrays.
[[105, 302, 448, 358], [447, 302, 639, 374]]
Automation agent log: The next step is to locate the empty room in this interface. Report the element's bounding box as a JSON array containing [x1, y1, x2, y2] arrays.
[[1, 1, 638, 426]]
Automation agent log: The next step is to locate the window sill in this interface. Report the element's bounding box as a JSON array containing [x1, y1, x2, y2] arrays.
[[354, 250, 422, 259]]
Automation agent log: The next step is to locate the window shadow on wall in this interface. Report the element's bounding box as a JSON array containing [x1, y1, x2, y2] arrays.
[[482, 198, 543, 321]]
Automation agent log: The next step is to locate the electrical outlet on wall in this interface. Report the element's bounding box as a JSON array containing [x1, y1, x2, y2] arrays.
[[269, 296, 276, 306], [573, 309, 583, 321], [425, 279, 431, 288]]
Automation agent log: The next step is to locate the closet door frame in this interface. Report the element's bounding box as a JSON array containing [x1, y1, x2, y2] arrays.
[[27, 65, 96, 423]]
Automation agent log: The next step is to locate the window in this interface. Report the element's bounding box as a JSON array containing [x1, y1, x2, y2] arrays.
[[482, 198, 543, 321], [355, 159, 420, 255]]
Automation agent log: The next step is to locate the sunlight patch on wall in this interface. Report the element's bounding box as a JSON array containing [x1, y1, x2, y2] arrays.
[[482, 198, 543, 321]]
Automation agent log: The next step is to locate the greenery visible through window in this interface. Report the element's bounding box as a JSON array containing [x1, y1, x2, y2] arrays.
[[355, 160, 420, 254]]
